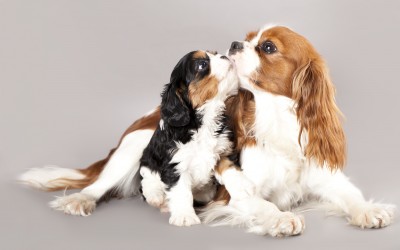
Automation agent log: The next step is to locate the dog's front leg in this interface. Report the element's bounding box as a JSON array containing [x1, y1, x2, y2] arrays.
[[166, 173, 201, 227], [301, 164, 396, 229], [214, 157, 256, 200]]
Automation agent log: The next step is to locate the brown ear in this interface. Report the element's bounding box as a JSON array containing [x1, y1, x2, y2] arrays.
[[245, 31, 258, 41], [293, 59, 346, 170]]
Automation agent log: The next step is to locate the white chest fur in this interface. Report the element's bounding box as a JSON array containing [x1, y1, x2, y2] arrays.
[[170, 100, 231, 189], [241, 91, 306, 210]]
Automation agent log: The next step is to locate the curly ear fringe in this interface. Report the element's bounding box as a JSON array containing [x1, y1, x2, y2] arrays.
[[160, 83, 190, 127], [293, 59, 346, 170]]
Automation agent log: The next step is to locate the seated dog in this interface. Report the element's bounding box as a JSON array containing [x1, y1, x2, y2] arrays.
[[139, 50, 241, 226]]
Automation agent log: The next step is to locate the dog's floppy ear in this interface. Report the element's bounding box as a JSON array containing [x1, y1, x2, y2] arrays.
[[160, 55, 192, 127], [160, 83, 190, 127], [293, 58, 346, 170]]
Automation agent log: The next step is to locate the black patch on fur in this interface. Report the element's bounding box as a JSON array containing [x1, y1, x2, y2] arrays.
[[140, 51, 209, 189], [193, 200, 207, 207]]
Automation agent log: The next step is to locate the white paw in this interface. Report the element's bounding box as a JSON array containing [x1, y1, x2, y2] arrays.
[[269, 212, 305, 237], [350, 203, 396, 229], [169, 211, 201, 227], [140, 167, 167, 208], [145, 193, 165, 208], [49, 193, 96, 216], [159, 202, 170, 213]]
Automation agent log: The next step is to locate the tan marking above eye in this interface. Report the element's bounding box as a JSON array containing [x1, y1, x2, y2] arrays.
[[193, 50, 207, 59]]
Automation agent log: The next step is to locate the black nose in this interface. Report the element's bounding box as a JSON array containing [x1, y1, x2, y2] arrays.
[[220, 55, 228, 60], [229, 41, 244, 54]]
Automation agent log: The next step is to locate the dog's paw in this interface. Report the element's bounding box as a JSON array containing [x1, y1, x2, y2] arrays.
[[159, 202, 170, 213], [349, 203, 395, 229], [269, 212, 305, 237], [145, 193, 165, 208], [49, 193, 96, 216], [169, 211, 201, 227]]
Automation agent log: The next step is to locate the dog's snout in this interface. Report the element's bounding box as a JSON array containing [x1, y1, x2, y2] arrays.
[[229, 41, 244, 55], [231, 41, 243, 50]]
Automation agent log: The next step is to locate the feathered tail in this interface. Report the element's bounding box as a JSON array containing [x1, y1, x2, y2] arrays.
[[18, 154, 112, 191]]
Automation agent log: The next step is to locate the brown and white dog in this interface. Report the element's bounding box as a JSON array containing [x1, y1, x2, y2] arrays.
[[19, 25, 395, 236], [200, 25, 395, 236]]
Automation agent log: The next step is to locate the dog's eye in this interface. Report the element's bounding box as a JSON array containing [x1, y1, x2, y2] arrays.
[[261, 41, 277, 54], [195, 60, 209, 72]]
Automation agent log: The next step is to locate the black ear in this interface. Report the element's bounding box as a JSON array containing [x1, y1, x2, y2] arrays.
[[160, 51, 196, 127], [160, 83, 190, 127]]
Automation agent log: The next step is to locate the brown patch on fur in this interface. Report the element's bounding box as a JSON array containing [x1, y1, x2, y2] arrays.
[[45, 107, 161, 191], [215, 157, 240, 175], [187, 51, 220, 108], [193, 50, 207, 59], [121, 107, 161, 138], [205, 91, 257, 205], [249, 27, 301, 97], [293, 60, 346, 169], [249, 26, 346, 170], [245, 30, 258, 42], [188, 76, 219, 108], [225, 90, 256, 152], [212, 185, 231, 205]]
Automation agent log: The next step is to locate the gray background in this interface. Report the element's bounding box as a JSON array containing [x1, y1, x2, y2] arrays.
[[1, 0, 399, 249]]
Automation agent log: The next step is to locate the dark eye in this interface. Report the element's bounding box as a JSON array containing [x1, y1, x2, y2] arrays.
[[261, 41, 277, 54], [195, 60, 209, 72]]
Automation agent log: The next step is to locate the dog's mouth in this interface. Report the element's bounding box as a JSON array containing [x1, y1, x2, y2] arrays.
[[225, 54, 236, 68]]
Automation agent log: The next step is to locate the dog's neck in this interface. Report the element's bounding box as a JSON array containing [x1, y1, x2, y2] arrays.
[[196, 98, 226, 134], [251, 90, 304, 157]]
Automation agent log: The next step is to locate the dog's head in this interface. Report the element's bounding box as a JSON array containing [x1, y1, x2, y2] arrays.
[[228, 25, 346, 169], [161, 50, 238, 127]]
